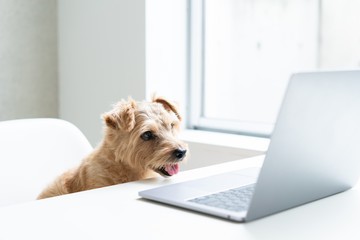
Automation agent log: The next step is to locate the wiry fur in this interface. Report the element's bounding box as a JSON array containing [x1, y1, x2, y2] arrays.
[[37, 96, 189, 200]]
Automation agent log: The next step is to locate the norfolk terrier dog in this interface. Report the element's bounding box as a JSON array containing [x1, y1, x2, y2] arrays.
[[37, 96, 188, 199]]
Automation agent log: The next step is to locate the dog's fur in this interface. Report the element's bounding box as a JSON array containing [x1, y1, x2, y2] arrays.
[[37, 96, 188, 199]]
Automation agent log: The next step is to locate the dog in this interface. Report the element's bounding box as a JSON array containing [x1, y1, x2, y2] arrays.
[[37, 96, 189, 199]]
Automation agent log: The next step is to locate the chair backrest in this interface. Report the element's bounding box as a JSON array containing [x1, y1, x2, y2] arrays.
[[0, 118, 93, 207]]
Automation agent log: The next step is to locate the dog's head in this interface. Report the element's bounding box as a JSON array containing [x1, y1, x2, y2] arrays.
[[101, 96, 189, 177]]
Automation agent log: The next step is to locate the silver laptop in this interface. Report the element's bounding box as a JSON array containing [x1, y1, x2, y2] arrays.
[[139, 70, 360, 222]]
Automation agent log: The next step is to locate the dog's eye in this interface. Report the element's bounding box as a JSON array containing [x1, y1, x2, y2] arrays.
[[170, 123, 174, 130], [141, 131, 155, 141]]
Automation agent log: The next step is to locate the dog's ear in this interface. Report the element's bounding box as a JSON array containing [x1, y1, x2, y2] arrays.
[[102, 99, 136, 131], [152, 95, 182, 121]]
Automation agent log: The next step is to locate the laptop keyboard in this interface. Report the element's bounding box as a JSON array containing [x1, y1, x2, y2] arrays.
[[188, 184, 256, 212]]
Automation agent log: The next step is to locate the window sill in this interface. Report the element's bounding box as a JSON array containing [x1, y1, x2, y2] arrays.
[[179, 129, 270, 152], [178, 129, 270, 171]]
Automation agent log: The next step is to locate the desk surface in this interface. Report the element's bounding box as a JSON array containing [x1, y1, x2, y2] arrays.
[[1, 155, 360, 240]]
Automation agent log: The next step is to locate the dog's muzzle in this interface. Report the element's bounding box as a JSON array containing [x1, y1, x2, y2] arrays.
[[155, 147, 187, 177]]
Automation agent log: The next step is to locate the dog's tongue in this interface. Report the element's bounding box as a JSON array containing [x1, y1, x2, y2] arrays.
[[165, 164, 179, 176]]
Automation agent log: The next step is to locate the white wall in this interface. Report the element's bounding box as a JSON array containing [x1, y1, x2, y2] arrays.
[[58, 0, 189, 147], [145, 0, 188, 123], [0, 0, 58, 120], [58, 0, 146, 146]]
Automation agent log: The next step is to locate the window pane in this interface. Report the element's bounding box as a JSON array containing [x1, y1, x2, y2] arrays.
[[320, 1, 360, 69], [203, 0, 319, 125]]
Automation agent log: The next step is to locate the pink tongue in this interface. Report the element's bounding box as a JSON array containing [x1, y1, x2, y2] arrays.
[[165, 164, 179, 176]]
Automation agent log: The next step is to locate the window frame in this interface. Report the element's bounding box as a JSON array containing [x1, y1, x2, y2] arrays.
[[187, 0, 274, 138]]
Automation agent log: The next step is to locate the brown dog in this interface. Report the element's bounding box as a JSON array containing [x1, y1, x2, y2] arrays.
[[37, 96, 188, 199]]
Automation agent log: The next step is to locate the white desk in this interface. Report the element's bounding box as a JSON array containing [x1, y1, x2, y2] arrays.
[[1, 155, 359, 240]]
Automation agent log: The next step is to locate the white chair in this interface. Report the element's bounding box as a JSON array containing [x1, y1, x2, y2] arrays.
[[0, 118, 93, 207]]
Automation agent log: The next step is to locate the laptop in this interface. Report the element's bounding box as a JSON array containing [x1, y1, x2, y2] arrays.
[[139, 70, 360, 222]]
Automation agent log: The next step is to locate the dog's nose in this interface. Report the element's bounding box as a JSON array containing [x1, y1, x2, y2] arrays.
[[174, 148, 187, 161]]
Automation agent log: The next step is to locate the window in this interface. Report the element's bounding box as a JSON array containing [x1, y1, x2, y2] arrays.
[[188, 0, 360, 137]]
